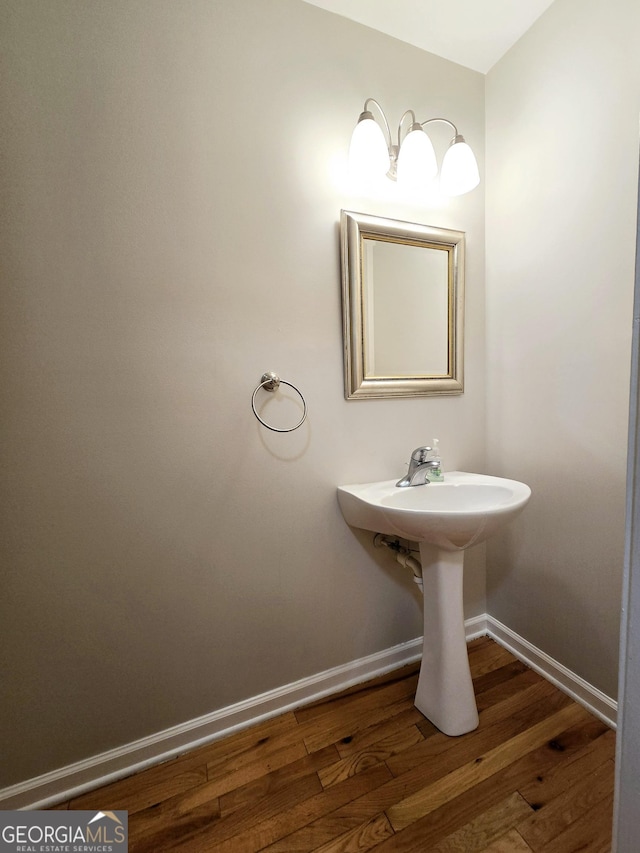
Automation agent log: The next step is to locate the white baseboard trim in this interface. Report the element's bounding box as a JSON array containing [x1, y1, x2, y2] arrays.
[[485, 615, 618, 731], [0, 636, 424, 810], [464, 613, 490, 641], [0, 613, 617, 810]]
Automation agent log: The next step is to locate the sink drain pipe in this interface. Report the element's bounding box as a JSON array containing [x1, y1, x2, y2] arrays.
[[373, 533, 423, 593]]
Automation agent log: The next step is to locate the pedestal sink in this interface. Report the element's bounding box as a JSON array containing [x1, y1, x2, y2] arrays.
[[337, 472, 531, 736]]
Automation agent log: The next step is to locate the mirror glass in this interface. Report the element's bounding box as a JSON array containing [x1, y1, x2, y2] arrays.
[[340, 210, 465, 399]]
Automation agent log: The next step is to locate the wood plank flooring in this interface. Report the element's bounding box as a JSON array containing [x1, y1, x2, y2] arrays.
[[59, 638, 615, 851]]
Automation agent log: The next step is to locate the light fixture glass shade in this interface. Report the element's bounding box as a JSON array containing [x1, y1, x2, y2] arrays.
[[396, 126, 438, 188], [348, 113, 390, 183], [439, 135, 480, 196]]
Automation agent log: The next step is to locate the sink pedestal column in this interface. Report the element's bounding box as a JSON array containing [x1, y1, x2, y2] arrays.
[[415, 544, 479, 736]]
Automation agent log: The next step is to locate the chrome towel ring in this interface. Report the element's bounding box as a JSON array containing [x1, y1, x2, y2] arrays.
[[251, 371, 307, 433]]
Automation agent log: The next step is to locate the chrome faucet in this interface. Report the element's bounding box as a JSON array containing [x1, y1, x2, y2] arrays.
[[396, 446, 441, 487]]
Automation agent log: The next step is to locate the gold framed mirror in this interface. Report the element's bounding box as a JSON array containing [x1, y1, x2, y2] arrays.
[[340, 210, 465, 399]]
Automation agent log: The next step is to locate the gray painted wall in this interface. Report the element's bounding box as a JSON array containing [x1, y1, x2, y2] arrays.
[[0, 0, 486, 788], [485, 0, 640, 699]]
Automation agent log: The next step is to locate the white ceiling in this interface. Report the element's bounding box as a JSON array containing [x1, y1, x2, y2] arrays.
[[301, 0, 557, 73]]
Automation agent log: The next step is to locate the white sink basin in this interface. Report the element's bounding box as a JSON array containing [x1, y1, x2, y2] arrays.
[[337, 469, 531, 736], [337, 471, 531, 551]]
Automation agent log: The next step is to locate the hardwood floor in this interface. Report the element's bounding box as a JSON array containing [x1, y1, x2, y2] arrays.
[[60, 638, 615, 851]]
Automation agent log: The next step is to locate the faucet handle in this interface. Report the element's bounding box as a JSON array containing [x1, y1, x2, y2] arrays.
[[410, 446, 432, 462]]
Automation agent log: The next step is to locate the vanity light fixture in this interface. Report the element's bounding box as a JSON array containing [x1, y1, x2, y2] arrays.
[[349, 98, 480, 196]]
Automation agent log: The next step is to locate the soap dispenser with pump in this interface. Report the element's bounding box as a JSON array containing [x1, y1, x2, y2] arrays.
[[426, 438, 444, 482]]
